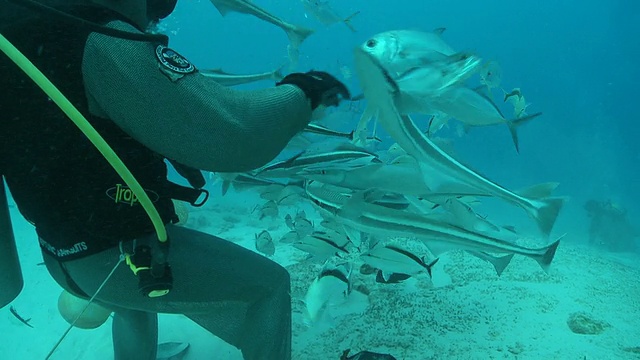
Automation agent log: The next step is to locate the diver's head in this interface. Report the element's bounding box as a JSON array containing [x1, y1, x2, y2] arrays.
[[90, 0, 177, 29]]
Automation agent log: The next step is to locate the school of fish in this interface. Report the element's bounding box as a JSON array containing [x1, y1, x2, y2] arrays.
[[194, 0, 566, 339]]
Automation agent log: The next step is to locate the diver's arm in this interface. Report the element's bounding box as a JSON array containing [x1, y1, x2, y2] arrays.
[[82, 21, 312, 172]]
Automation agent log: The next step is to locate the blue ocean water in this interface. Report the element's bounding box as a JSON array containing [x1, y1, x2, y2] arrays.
[[2, 1, 640, 359]]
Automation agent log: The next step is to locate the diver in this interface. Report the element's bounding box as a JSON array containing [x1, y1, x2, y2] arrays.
[[584, 199, 638, 252], [0, 0, 350, 359]]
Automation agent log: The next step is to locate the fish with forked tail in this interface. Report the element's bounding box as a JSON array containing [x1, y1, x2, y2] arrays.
[[255, 230, 275, 256]]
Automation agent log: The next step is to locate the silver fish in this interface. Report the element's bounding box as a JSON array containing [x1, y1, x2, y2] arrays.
[[293, 211, 314, 237], [257, 200, 279, 220], [304, 123, 354, 140], [200, 66, 284, 86], [258, 184, 287, 202], [429, 86, 541, 152], [284, 213, 295, 230], [209, 0, 314, 62], [361, 244, 438, 281], [305, 183, 562, 272], [279, 230, 300, 243], [365, 28, 458, 74], [353, 33, 564, 236], [256, 145, 379, 178], [299, 159, 432, 197], [275, 185, 305, 205], [352, 29, 481, 147], [255, 230, 275, 256], [293, 231, 350, 260], [304, 262, 352, 322], [479, 60, 502, 97], [218, 173, 286, 196]]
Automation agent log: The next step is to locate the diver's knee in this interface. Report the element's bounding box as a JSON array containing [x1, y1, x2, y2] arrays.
[[274, 263, 291, 288]]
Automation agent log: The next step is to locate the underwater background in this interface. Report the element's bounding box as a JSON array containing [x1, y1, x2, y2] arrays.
[[2, 0, 639, 359]]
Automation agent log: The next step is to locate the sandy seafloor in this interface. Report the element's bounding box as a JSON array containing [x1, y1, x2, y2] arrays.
[[2, 181, 639, 360]]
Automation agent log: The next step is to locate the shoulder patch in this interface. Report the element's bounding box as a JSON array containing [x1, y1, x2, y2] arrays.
[[155, 45, 195, 74]]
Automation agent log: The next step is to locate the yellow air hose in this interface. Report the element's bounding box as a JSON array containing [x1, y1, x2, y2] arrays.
[[0, 33, 167, 243]]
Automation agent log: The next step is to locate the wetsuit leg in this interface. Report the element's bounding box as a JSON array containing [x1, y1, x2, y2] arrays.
[[43, 225, 292, 360], [112, 308, 158, 360]]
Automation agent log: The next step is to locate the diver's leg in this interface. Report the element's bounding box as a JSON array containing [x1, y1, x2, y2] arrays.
[[237, 270, 292, 360], [112, 308, 158, 360], [55, 225, 293, 360]]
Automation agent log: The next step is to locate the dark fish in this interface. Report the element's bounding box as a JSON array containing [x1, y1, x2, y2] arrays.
[[375, 271, 412, 284], [10, 306, 33, 328], [340, 349, 397, 360]]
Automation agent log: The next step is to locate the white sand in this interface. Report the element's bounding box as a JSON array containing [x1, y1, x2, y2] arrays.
[[2, 186, 639, 360]]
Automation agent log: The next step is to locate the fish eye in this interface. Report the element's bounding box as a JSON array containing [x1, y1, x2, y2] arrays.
[[366, 39, 377, 48]]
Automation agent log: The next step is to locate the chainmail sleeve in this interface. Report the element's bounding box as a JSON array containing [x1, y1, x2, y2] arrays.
[[82, 21, 312, 172]]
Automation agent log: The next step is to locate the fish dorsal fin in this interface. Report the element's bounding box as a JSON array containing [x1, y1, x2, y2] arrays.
[[433, 27, 446, 35], [211, 2, 233, 16], [342, 225, 362, 248]]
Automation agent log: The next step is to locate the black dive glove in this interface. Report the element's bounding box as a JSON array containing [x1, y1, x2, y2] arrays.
[[276, 71, 351, 110]]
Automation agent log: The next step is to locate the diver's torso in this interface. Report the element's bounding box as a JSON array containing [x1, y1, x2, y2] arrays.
[[0, 5, 177, 261]]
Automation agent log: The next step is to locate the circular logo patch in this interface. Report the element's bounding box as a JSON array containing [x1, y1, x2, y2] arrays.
[[155, 45, 195, 74]]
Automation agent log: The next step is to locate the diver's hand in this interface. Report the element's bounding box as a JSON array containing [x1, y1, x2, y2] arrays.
[[276, 71, 351, 110]]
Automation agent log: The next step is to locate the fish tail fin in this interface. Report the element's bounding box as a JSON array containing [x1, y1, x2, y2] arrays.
[[285, 25, 315, 50], [422, 257, 439, 278], [533, 197, 566, 237], [535, 235, 564, 272], [343, 11, 361, 33], [347, 129, 355, 141], [272, 63, 287, 81], [491, 253, 515, 276], [506, 111, 542, 153], [221, 180, 231, 196]]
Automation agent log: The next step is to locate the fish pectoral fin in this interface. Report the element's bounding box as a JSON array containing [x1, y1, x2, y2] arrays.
[[340, 225, 362, 248], [381, 271, 392, 282], [433, 27, 447, 35]]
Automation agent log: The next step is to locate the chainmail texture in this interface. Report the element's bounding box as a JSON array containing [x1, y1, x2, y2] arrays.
[[45, 225, 292, 360], [82, 21, 312, 172]]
